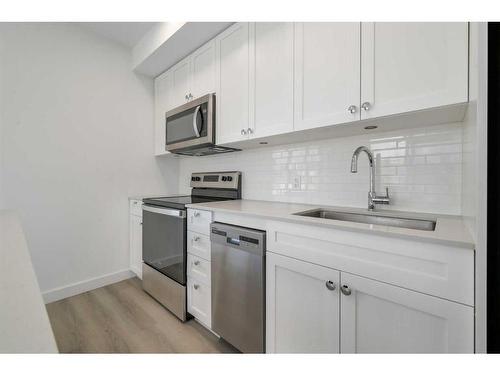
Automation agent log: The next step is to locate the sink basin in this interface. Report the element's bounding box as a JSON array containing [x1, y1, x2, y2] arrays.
[[293, 209, 436, 231]]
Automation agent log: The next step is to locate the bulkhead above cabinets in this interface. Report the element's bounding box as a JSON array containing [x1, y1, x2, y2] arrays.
[[154, 22, 469, 156]]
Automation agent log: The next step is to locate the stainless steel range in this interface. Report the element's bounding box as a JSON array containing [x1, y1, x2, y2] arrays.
[[141, 172, 241, 321]]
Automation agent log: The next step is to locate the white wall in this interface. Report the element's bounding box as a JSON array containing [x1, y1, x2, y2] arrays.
[[179, 122, 463, 215], [0, 23, 179, 296]]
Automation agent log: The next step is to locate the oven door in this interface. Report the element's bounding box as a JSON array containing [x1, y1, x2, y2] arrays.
[[165, 93, 215, 152], [142, 205, 187, 285]]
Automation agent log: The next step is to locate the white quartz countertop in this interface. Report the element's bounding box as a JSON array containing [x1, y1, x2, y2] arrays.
[[186, 200, 475, 250], [0, 210, 58, 353]]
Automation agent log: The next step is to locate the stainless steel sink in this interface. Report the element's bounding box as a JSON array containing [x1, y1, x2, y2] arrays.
[[293, 209, 436, 231]]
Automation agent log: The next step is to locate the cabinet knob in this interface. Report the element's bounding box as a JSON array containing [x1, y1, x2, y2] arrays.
[[247, 128, 253, 135], [193, 284, 200, 290], [361, 102, 371, 111], [189, 93, 193, 99], [325, 280, 336, 291], [194, 260, 200, 266], [241, 129, 247, 135], [347, 105, 357, 114], [185, 94, 189, 100], [340, 284, 352, 296]]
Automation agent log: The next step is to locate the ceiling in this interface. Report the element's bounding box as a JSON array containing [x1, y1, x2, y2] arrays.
[[78, 22, 158, 48]]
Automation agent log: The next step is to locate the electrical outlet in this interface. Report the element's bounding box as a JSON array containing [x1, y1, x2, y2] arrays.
[[292, 176, 301, 190]]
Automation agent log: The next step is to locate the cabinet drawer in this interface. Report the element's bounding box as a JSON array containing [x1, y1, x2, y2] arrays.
[[187, 254, 211, 285], [187, 231, 211, 260], [129, 199, 143, 217], [187, 209, 212, 235], [266, 221, 474, 306], [187, 277, 211, 328]]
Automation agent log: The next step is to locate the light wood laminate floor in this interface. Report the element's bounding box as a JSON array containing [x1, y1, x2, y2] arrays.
[[46, 277, 238, 353]]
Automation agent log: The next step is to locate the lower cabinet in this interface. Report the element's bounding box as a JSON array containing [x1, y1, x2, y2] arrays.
[[129, 201, 143, 279], [266, 252, 474, 353], [187, 277, 211, 328], [266, 252, 340, 353], [340, 272, 474, 353], [187, 209, 213, 329]]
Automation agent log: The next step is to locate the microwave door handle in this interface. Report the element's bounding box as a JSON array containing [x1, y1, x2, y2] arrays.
[[192, 105, 201, 138]]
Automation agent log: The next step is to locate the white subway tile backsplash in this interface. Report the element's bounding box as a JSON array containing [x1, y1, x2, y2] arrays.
[[178, 123, 463, 215]]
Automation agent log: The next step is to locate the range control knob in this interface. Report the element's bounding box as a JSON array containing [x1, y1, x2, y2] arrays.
[[191, 177, 196, 181], [227, 176, 233, 181], [222, 176, 227, 181], [196, 177, 201, 181]]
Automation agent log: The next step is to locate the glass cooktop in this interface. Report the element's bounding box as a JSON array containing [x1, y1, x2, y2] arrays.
[[143, 195, 227, 210]]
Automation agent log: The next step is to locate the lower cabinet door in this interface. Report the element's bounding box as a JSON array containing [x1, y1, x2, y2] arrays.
[[339, 272, 474, 353], [129, 214, 143, 279], [266, 252, 340, 353], [187, 277, 211, 329]]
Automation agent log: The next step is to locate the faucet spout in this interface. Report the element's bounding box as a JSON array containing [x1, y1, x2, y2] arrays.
[[350, 146, 389, 210]]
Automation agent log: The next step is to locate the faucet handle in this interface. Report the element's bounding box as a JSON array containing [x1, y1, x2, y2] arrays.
[[373, 187, 390, 206]]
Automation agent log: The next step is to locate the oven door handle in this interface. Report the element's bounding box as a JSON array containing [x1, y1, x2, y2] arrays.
[[142, 205, 186, 218], [192, 105, 201, 138]]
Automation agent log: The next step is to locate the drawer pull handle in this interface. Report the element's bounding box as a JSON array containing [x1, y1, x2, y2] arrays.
[[340, 285, 352, 296], [193, 284, 200, 290], [194, 260, 200, 266], [325, 280, 336, 291]]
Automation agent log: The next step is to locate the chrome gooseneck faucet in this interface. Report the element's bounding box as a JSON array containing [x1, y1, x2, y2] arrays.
[[351, 146, 390, 210]]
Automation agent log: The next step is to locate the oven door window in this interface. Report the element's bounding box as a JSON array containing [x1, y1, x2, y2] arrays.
[[142, 207, 187, 285], [166, 102, 208, 145]]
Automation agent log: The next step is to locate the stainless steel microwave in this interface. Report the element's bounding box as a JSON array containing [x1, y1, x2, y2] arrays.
[[165, 93, 240, 156]]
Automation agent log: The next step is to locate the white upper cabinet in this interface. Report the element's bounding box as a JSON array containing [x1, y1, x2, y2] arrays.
[[252, 22, 294, 139], [294, 22, 361, 131], [360, 22, 469, 120], [266, 252, 340, 353], [154, 70, 172, 155], [340, 272, 474, 353], [190, 40, 216, 99], [170, 57, 191, 108], [216, 23, 253, 145]]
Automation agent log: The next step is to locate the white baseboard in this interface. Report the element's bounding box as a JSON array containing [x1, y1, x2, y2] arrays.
[[42, 269, 135, 304]]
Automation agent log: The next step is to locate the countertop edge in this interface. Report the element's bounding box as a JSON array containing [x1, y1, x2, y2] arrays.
[[186, 201, 475, 250]]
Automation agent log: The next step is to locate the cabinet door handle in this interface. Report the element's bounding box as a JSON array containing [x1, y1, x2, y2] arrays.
[[325, 280, 336, 291], [140, 222, 143, 225], [193, 284, 200, 290], [347, 105, 357, 114], [194, 260, 200, 266], [340, 284, 352, 296], [361, 102, 371, 111]]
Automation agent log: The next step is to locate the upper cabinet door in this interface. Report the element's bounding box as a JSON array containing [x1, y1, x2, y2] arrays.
[[169, 57, 191, 109], [215, 23, 253, 145], [340, 272, 474, 353], [294, 23, 361, 131], [360, 22, 469, 120], [252, 22, 294, 139], [266, 252, 340, 353], [154, 70, 172, 155], [190, 40, 216, 99]]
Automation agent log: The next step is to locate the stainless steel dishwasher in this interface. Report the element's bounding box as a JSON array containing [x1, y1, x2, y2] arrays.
[[210, 222, 266, 353]]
